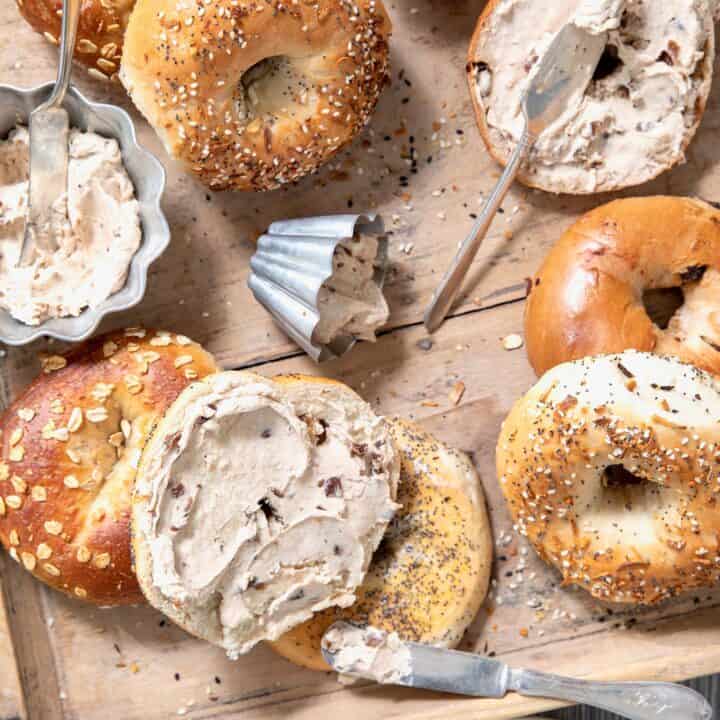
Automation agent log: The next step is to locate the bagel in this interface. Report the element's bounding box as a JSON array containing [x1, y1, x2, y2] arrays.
[[467, 0, 715, 194], [16, 0, 132, 81], [497, 350, 720, 605], [119, 0, 391, 191], [131, 371, 400, 657], [0, 328, 217, 605], [525, 197, 720, 377], [270, 418, 493, 671]]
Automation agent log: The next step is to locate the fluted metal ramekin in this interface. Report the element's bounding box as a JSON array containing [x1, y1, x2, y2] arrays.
[[0, 82, 169, 345]]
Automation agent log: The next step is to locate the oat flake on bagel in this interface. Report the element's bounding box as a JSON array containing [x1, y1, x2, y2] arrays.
[[467, 0, 715, 193], [497, 351, 720, 605]]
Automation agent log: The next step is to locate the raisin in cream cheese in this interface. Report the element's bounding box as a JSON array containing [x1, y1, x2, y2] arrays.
[[132, 372, 400, 657], [469, 0, 715, 193], [0, 127, 141, 325]]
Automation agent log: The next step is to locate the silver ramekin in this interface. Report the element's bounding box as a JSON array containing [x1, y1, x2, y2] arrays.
[[0, 82, 169, 345]]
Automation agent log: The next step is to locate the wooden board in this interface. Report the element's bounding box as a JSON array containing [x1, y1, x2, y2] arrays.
[[2, 0, 720, 718]]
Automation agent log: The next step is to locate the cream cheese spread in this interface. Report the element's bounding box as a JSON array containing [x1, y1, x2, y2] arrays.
[[134, 372, 400, 657], [313, 234, 389, 346], [470, 0, 714, 193], [322, 623, 413, 684], [0, 127, 141, 325]]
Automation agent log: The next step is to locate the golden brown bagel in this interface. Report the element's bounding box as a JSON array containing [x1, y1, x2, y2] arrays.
[[270, 418, 492, 671], [467, 1, 714, 194], [497, 350, 720, 605], [525, 197, 720, 377], [0, 328, 217, 605], [120, 0, 391, 191], [15, 0, 133, 80]]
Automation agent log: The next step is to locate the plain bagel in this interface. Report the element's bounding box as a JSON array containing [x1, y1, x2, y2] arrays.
[[120, 0, 391, 191], [525, 197, 720, 377], [0, 328, 217, 605], [16, 0, 132, 81], [270, 418, 493, 671], [497, 350, 720, 605], [467, 0, 715, 194]]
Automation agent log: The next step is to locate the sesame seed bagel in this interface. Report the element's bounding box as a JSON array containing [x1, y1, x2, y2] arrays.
[[0, 328, 217, 605], [497, 350, 720, 605], [525, 197, 720, 378], [270, 418, 493, 670], [131, 371, 400, 657], [467, 0, 715, 194], [119, 0, 391, 191], [16, 0, 132, 81]]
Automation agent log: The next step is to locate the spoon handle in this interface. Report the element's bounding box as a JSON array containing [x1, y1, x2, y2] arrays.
[[423, 129, 532, 334], [42, 0, 81, 110], [509, 668, 713, 720]]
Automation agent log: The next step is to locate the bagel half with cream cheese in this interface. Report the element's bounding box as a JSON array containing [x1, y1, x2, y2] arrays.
[[497, 350, 720, 605], [525, 197, 720, 377], [467, 0, 715, 194], [120, 0, 391, 191], [0, 328, 217, 605], [270, 418, 493, 671], [131, 371, 400, 657]]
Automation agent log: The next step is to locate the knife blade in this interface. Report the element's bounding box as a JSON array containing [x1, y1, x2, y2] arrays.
[[321, 622, 712, 720]]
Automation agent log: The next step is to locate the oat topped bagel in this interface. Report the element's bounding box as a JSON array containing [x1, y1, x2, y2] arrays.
[[0, 328, 217, 605], [16, 0, 132, 81], [497, 351, 720, 605], [525, 197, 720, 377], [467, 0, 715, 193], [120, 0, 391, 191]]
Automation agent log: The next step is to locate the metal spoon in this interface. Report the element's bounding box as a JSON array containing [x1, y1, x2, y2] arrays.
[[18, 0, 81, 266], [423, 23, 607, 333]]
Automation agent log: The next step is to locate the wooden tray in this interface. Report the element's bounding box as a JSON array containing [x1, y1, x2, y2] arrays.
[[3, 1, 720, 718]]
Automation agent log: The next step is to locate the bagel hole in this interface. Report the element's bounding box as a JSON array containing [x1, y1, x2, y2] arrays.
[[602, 464, 646, 489], [236, 56, 314, 122], [642, 286, 684, 330]]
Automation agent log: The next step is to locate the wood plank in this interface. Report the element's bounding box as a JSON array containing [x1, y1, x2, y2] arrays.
[[11, 300, 720, 720], [3, 0, 720, 372], [0, 556, 25, 720]]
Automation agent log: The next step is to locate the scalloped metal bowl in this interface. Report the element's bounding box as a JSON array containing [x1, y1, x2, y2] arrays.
[[0, 82, 169, 345]]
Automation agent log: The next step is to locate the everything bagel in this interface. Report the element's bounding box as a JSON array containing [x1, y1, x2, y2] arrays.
[[120, 0, 391, 191], [497, 350, 720, 605], [525, 197, 720, 377]]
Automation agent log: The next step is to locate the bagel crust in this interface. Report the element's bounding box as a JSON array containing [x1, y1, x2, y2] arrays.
[[120, 0, 391, 191], [0, 328, 217, 605], [270, 418, 493, 671], [497, 351, 720, 605], [525, 197, 720, 377], [15, 0, 133, 80], [467, 0, 715, 194]]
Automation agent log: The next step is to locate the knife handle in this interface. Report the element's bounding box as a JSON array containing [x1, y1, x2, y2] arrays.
[[508, 668, 712, 720]]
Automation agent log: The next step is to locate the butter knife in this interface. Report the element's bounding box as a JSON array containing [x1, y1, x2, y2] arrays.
[[321, 622, 712, 720]]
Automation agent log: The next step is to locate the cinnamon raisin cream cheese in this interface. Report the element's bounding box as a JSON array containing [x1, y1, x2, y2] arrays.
[[322, 623, 412, 683], [0, 127, 141, 325], [132, 372, 400, 657], [468, 0, 715, 193], [314, 234, 389, 346]]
